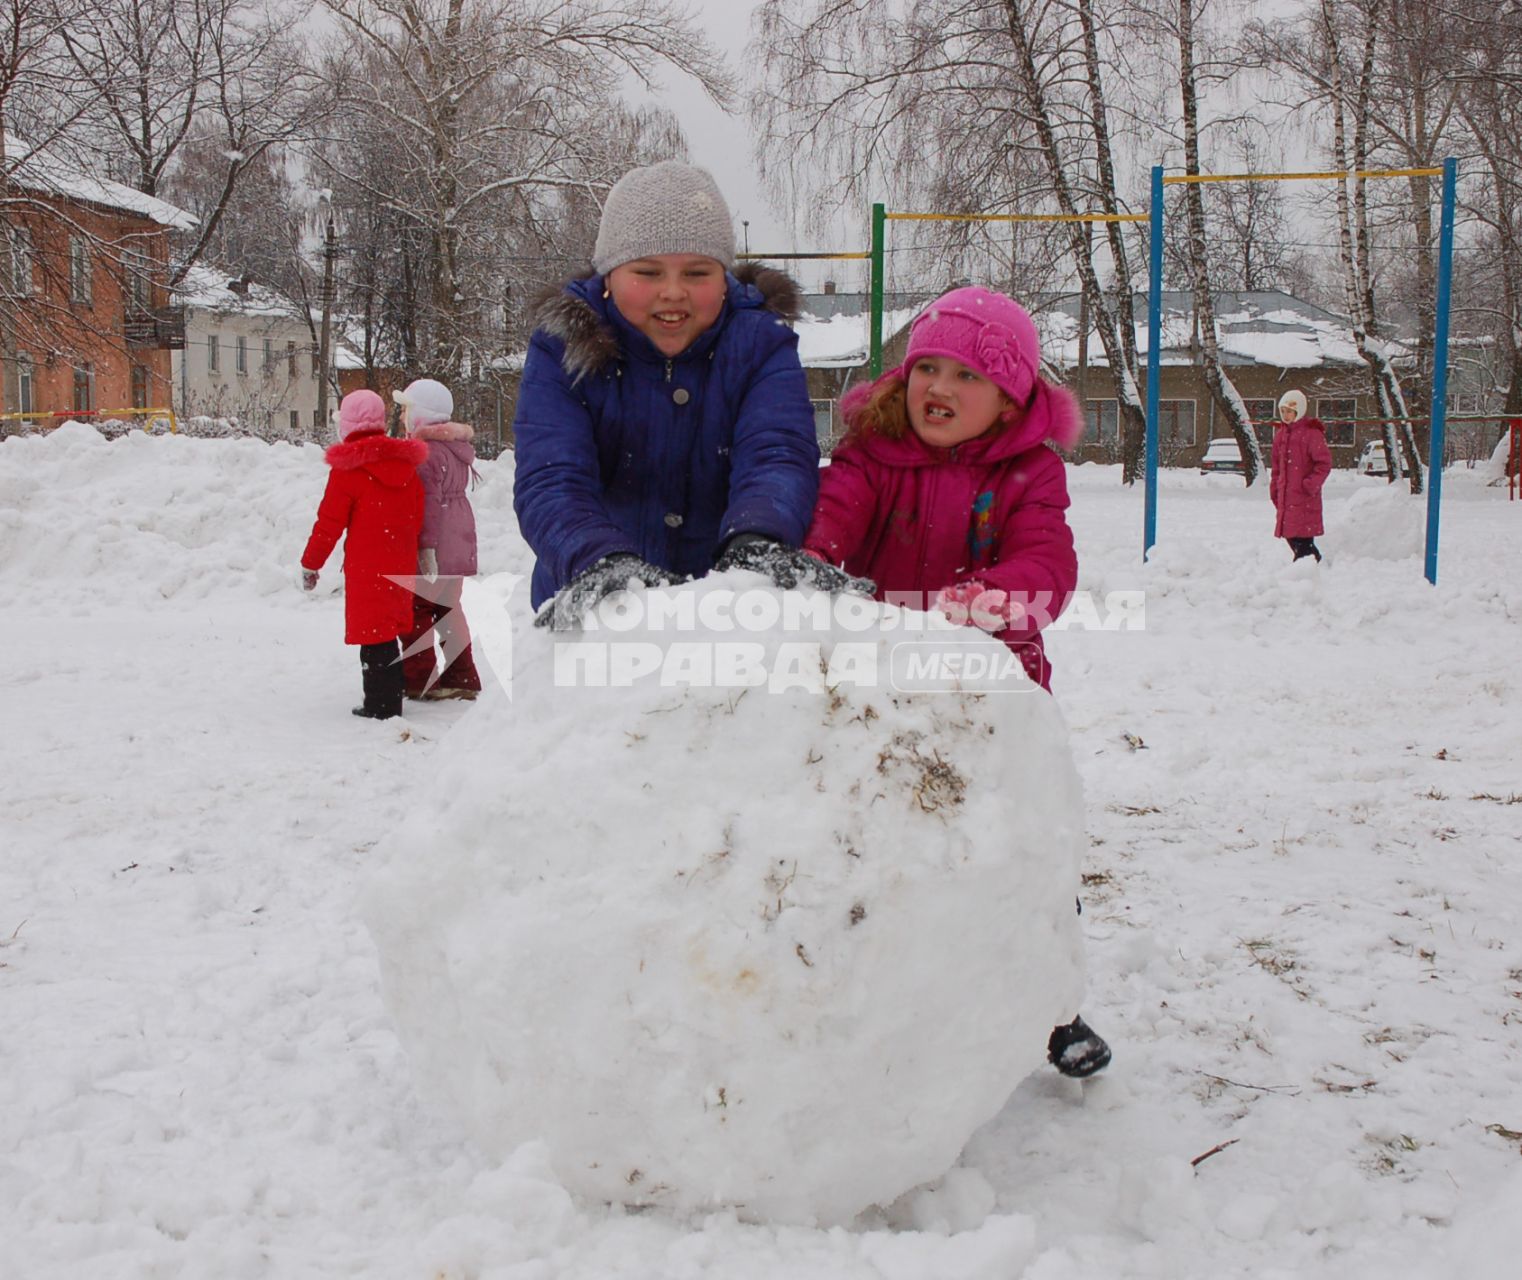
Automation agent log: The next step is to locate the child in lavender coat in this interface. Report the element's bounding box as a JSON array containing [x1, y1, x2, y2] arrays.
[[394, 378, 483, 700]]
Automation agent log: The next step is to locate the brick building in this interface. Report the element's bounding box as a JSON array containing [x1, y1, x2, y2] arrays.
[[2, 135, 194, 426]]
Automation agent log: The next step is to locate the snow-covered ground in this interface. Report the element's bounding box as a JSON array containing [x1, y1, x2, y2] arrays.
[[3, 424, 1520, 1278]]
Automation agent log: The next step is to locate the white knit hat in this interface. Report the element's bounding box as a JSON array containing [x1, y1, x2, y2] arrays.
[[393, 378, 453, 429], [592, 160, 736, 276], [1278, 389, 1307, 421]]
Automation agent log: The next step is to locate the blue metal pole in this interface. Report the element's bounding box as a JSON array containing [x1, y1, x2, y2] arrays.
[[1424, 157, 1457, 586], [1145, 166, 1164, 561]]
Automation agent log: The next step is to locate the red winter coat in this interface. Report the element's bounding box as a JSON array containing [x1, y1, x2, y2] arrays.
[[1270, 417, 1332, 538], [301, 432, 429, 644], [805, 386, 1081, 691]]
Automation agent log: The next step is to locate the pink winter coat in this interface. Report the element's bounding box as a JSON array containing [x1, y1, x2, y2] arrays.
[[413, 422, 479, 576], [805, 387, 1081, 691], [1270, 417, 1332, 538]]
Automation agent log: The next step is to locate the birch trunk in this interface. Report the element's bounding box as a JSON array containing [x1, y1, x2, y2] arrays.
[[1178, 0, 1262, 484], [1322, 0, 1422, 491], [1005, 0, 1146, 482]]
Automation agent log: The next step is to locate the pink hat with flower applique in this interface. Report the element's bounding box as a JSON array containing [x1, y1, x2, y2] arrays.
[[901, 286, 1042, 408]]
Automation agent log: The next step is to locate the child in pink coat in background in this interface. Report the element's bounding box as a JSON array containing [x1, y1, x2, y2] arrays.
[[804, 284, 1110, 1077], [393, 378, 483, 700]]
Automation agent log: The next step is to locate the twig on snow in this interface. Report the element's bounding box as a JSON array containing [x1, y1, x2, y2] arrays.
[[1190, 1138, 1240, 1169]]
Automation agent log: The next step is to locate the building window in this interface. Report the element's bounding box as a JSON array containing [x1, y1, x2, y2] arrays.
[[1317, 397, 1357, 447], [313, 407, 323, 427], [1084, 398, 1119, 442], [289, 409, 300, 433], [7, 227, 33, 296], [17, 353, 33, 414], [236, 335, 248, 375], [72, 364, 94, 413], [1254, 422, 1275, 458], [286, 340, 297, 378], [131, 365, 149, 409], [1159, 399, 1196, 447], [310, 344, 321, 376], [1243, 398, 1276, 425], [69, 237, 93, 305], [810, 397, 834, 443], [208, 333, 220, 372], [263, 337, 275, 370], [122, 247, 153, 311]]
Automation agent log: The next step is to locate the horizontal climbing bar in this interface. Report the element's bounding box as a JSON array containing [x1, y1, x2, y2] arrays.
[[886, 210, 1148, 224], [1163, 167, 1443, 186]]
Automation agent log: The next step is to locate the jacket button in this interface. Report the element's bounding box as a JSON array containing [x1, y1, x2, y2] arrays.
[[672, 388, 690, 405], [664, 512, 684, 528]]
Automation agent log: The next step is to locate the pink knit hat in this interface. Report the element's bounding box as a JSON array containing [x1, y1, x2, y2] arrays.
[[337, 389, 386, 440], [901, 286, 1042, 407]]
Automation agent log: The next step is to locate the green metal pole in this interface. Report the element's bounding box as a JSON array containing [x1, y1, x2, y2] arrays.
[[869, 202, 886, 376]]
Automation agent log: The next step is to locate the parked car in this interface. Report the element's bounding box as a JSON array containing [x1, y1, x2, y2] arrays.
[[1199, 438, 1246, 475], [1356, 440, 1391, 477]]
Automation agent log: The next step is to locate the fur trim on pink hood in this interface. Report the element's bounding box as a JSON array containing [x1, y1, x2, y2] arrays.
[[840, 372, 1084, 458], [410, 420, 475, 442]]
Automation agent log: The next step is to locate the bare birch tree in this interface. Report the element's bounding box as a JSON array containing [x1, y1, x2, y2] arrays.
[[315, 0, 730, 388], [749, 0, 1153, 480], [1452, 4, 1522, 433], [1172, 0, 1263, 483], [50, 0, 326, 284]]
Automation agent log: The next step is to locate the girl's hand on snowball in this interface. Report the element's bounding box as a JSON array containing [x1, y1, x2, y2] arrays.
[[935, 582, 1019, 633]]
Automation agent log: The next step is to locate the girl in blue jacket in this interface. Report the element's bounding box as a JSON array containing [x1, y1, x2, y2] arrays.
[[512, 160, 866, 627]]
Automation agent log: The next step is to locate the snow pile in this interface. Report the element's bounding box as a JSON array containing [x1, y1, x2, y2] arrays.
[[0, 422, 527, 607], [1331, 482, 1426, 561], [363, 577, 1087, 1225]]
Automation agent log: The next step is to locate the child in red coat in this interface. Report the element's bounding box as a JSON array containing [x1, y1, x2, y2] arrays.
[[805, 285, 1109, 1078], [300, 389, 428, 719]]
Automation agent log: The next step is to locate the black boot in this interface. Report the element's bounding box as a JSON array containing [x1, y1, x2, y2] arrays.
[[354, 641, 404, 720], [1048, 1015, 1112, 1078]]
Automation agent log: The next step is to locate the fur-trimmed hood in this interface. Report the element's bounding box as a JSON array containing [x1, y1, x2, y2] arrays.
[[323, 432, 428, 486], [411, 420, 475, 442], [843, 377, 1084, 465], [528, 262, 805, 383]]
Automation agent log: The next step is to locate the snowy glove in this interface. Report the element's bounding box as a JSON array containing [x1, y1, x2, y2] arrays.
[[714, 534, 876, 597], [533, 553, 685, 630], [418, 547, 438, 579], [935, 581, 1021, 633], [299, 567, 319, 592]]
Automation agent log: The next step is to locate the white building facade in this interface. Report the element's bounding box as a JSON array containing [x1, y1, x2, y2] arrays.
[[170, 266, 328, 439]]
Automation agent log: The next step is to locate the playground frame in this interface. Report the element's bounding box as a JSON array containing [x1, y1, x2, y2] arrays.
[[855, 158, 1460, 583]]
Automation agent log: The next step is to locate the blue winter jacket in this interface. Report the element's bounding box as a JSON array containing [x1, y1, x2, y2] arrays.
[[512, 266, 821, 608]]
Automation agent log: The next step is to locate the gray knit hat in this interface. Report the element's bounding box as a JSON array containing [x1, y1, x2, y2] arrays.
[[592, 160, 736, 276]]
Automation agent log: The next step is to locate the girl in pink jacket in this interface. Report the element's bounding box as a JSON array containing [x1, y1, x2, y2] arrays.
[[1269, 388, 1332, 562], [804, 285, 1108, 1078], [393, 378, 483, 700], [805, 285, 1080, 692]]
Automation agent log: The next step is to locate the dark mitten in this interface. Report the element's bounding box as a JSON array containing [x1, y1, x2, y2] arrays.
[[533, 553, 684, 630], [715, 534, 876, 597]]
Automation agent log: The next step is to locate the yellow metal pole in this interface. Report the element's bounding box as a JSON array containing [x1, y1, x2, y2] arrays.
[[886, 211, 1148, 223], [1162, 167, 1443, 185]]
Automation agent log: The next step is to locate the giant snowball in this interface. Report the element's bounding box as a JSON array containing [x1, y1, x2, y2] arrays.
[[363, 576, 1087, 1225]]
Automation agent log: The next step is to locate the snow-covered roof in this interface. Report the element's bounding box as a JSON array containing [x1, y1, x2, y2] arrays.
[[174, 264, 297, 318], [1040, 290, 1379, 371], [3, 133, 196, 231], [793, 307, 919, 369]]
